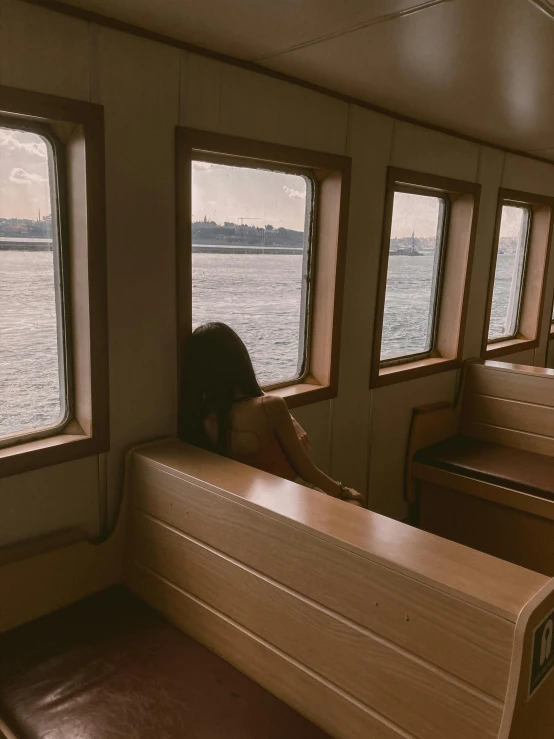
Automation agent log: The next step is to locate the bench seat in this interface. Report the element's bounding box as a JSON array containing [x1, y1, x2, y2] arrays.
[[414, 434, 554, 501], [0, 586, 331, 739]]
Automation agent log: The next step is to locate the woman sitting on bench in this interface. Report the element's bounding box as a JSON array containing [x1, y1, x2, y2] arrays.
[[180, 322, 363, 506]]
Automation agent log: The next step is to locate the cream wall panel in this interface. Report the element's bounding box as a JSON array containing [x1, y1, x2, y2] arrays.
[[502, 154, 554, 198], [0, 456, 98, 547], [0, 0, 90, 100], [179, 52, 221, 131], [181, 52, 349, 154], [96, 27, 180, 526], [463, 147, 505, 359], [331, 106, 393, 493], [391, 122, 480, 182], [369, 370, 458, 519], [210, 62, 349, 154]]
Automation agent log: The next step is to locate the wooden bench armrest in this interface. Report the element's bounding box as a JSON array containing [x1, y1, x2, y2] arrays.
[[405, 400, 461, 504]]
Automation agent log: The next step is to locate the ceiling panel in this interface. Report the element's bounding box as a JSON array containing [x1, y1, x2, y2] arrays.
[[262, 0, 554, 156], [39, 0, 554, 159], [57, 0, 436, 59]]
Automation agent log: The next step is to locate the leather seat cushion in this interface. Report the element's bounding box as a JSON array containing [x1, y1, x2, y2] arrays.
[[0, 586, 331, 739], [414, 435, 554, 501]]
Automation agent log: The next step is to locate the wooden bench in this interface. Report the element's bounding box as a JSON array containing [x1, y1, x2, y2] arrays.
[[0, 586, 330, 739], [2, 437, 554, 739], [408, 360, 554, 576]]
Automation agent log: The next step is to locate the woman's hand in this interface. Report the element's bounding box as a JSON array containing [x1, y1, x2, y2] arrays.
[[341, 487, 365, 507]]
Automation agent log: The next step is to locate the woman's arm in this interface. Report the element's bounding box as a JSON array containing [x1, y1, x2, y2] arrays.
[[290, 415, 312, 453], [264, 396, 363, 503]]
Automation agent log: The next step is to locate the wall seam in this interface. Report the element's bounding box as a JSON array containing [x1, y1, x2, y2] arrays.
[[0, 0, 5, 86], [177, 49, 184, 126]]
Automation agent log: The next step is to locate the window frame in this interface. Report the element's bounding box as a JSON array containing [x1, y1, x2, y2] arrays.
[[177, 127, 351, 410], [482, 188, 554, 359], [0, 117, 73, 449], [371, 167, 481, 388], [189, 153, 316, 390], [0, 84, 109, 478], [379, 185, 449, 368], [486, 202, 532, 345]]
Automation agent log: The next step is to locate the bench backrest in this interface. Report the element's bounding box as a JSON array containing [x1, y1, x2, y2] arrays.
[[461, 361, 554, 456], [125, 439, 554, 739]]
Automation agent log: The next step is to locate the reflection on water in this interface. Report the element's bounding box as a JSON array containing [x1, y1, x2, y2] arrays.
[[381, 252, 515, 359], [0, 251, 517, 437], [0, 250, 61, 438], [192, 253, 304, 386]]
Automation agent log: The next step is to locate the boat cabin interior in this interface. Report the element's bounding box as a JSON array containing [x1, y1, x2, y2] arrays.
[[2, 1, 554, 737]]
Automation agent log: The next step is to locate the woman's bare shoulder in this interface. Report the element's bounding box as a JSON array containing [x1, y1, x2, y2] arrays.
[[261, 394, 291, 424]]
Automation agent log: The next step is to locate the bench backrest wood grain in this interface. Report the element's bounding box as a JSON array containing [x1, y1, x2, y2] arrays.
[[461, 361, 554, 456], [125, 439, 554, 739]]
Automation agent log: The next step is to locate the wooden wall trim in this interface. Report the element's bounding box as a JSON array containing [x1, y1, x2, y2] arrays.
[[18, 0, 554, 169], [176, 127, 351, 411], [370, 167, 480, 387], [0, 84, 109, 478], [481, 189, 554, 358]]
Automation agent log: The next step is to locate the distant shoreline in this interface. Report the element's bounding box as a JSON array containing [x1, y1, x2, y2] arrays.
[[0, 238, 304, 255], [0, 238, 53, 252], [192, 243, 303, 255]]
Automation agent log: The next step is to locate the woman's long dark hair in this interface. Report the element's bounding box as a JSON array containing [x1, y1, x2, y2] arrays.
[[179, 322, 263, 454]]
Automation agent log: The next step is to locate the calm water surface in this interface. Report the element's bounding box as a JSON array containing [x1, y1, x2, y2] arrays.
[[0, 250, 61, 437], [0, 250, 516, 437]]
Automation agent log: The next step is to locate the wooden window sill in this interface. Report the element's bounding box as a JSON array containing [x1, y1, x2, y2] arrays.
[[270, 379, 336, 409], [483, 337, 538, 359], [0, 432, 106, 479], [374, 357, 460, 388]]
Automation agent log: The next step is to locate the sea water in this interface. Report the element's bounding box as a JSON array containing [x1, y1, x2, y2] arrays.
[[0, 250, 517, 437]]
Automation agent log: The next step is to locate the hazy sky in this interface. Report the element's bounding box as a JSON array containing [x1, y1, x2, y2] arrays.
[[390, 191, 442, 239], [0, 127, 51, 220], [192, 165, 461, 239], [3, 130, 525, 242], [192, 161, 309, 230], [499, 204, 528, 240]]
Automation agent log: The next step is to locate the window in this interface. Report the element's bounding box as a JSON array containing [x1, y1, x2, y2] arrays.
[[0, 85, 108, 478], [487, 204, 531, 342], [371, 168, 480, 387], [177, 128, 351, 409], [380, 191, 447, 364], [483, 189, 554, 358], [191, 161, 313, 388], [0, 124, 69, 444]]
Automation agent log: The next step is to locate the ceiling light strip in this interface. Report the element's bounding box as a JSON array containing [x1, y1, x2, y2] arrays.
[[527, 0, 554, 20], [256, 0, 456, 62]]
